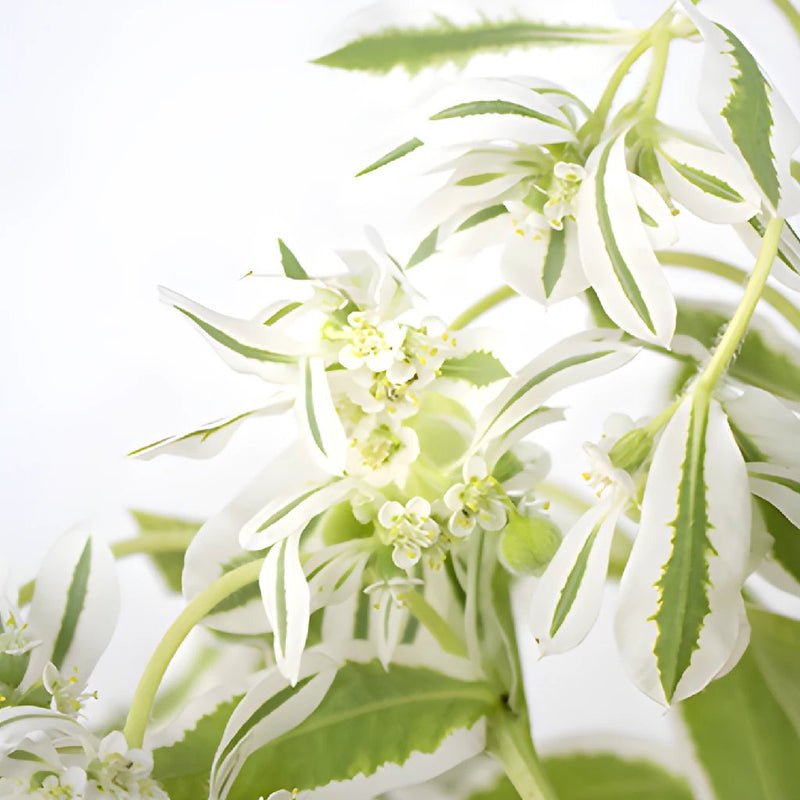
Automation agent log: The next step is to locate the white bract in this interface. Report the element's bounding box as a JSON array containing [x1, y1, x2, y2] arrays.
[[378, 497, 441, 569]]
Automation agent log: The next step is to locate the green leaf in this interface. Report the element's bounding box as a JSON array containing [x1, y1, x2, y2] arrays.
[[541, 226, 567, 298], [717, 25, 779, 209], [227, 661, 497, 798], [407, 226, 439, 268], [757, 498, 800, 586], [543, 753, 693, 799], [153, 693, 243, 800], [50, 539, 92, 670], [313, 18, 632, 75], [130, 511, 202, 593], [277, 239, 309, 280], [431, 100, 569, 131], [681, 610, 800, 800], [651, 392, 713, 703], [439, 352, 510, 387], [356, 137, 424, 177], [669, 301, 800, 403], [456, 204, 509, 233], [662, 154, 745, 202]]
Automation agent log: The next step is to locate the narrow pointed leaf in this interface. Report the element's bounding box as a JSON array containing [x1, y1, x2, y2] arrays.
[[357, 138, 424, 177], [616, 395, 751, 704], [277, 239, 309, 280]]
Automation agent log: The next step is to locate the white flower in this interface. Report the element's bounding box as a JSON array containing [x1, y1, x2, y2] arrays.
[[338, 311, 407, 373], [346, 417, 420, 487], [443, 456, 508, 537], [378, 497, 441, 569], [581, 442, 636, 501], [0, 608, 39, 658], [43, 663, 97, 716]]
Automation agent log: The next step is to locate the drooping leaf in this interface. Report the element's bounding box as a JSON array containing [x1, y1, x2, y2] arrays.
[[129, 510, 202, 593], [616, 394, 751, 704], [313, 17, 633, 75], [681, 610, 800, 800], [224, 660, 496, 799], [406, 225, 439, 268], [277, 239, 309, 280], [439, 352, 510, 387]]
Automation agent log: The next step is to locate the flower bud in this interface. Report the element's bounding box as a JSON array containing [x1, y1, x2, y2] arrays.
[[498, 512, 561, 576]]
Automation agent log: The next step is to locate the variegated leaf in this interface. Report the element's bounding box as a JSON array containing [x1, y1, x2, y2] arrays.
[[655, 136, 760, 223], [615, 394, 751, 704], [260, 534, 311, 685], [239, 479, 356, 552], [577, 134, 676, 345], [160, 287, 307, 382], [473, 329, 636, 448], [23, 526, 119, 691], [683, 4, 800, 216], [0, 706, 91, 759], [128, 394, 293, 461], [629, 174, 678, 249], [530, 499, 621, 655], [739, 216, 800, 292], [306, 543, 371, 613], [748, 462, 800, 528], [210, 652, 339, 799]]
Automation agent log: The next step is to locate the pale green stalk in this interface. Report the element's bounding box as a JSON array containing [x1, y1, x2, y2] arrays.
[[487, 710, 558, 800], [770, 0, 800, 38], [397, 590, 468, 658], [450, 286, 516, 330], [17, 530, 197, 607], [638, 27, 671, 127], [123, 558, 264, 748], [695, 217, 785, 395], [657, 250, 800, 333]]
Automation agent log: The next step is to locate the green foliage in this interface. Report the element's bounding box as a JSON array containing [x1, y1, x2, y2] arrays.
[[407, 226, 439, 268], [670, 301, 800, 403], [757, 498, 800, 585], [357, 138, 424, 177], [227, 660, 498, 798], [439, 352, 510, 387], [277, 239, 309, 280], [131, 511, 202, 593], [681, 609, 800, 800], [313, 18, 631, 75]]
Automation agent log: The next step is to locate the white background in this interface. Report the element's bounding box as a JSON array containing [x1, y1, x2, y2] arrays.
[[2, 0, 799, 777]]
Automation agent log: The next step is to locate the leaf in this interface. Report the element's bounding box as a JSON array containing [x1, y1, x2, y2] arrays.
[[748, 462, 800, 527], [542, 753, 693, 799], [23, 526, 119, 691], [224, 660, 496, 798], [407, 226, 439, 268], [615, 394, 751, 704], [669, 301, 800, 403], [439, 352, 509, 387], [577, 134, 676, 345], [129, 511, 202, 593], [357, 138, 424, 178], [277, 239, 309, 280], [681, 610, 800, 800], [313, 17, 633, 75], [756, 497, 800, 590]]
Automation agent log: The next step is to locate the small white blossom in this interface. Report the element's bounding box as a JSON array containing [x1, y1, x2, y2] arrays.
[[378, 497, 440, 569], [444, 456, 508, 537], [0, 608, 39, 658], [338, 311, 406, 373], [43, 663, 97, 716], [346, 418, 420, 487]]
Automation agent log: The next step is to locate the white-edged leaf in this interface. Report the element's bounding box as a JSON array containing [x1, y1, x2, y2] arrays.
[[296, 358, 347, 474], [615, 394, 751, 705], [182, 447, 324, 635], [629, 173, 678, 249], [748, 462, 800, 528], [656, 136, 760, 223], [577, 134, 676, 345], [473, 329, 636, 448], [369, 591, 410, 669], [260, 534, 311, 685], [530, 499, 620, 655], [239, 479, 356, 552], [306, 543, 371, 613], [23, 525, 119, 690], [500, 219, 589, 304], [683, 4, 800, 216], [160, 287, 308, 381], [129, 394, 293, 461], [0, 706, 91, 758], [738, 216, 800, 292], [210, 652, 339, 800]]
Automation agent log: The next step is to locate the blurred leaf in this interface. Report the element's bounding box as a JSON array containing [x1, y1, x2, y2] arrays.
[[440, 352, 510, 387], [131, 510, 202, 593]]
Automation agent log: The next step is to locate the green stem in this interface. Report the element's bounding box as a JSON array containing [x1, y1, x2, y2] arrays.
[[657, 250, 800, 333], [450, 286, 517, 331], [487, 710, 557, 800], [639, 28, 670, 125], [695, 217, 784, 394], [17, 530, 197, 607], [122, 558, 264, 748], [770, 0, 800, 38], [397, 590, 468, 659]]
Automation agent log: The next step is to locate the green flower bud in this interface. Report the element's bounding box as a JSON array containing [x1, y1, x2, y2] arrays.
[[498, 512, 561, 576], [608, 427, 654, 473], [319, 501, 373, 546]]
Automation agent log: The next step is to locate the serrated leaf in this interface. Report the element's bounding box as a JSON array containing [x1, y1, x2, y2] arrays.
[[616, 394, 750, 704], [439, 352, 509, 387], [681, 610, 800, 800], [130, 511, 202, 593], [277, 239, 309, 280], [357, 138, 424, 177], [669, 300, 800, 403], [313, 18, 632, 75], [225, 660, 496, 798]]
